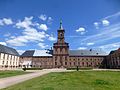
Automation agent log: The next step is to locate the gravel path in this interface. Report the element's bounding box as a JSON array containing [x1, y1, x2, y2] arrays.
[[0, 69, 69, 89]]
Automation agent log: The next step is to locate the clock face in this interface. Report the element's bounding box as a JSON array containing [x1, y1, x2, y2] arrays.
[[60, 33, 62, 36]]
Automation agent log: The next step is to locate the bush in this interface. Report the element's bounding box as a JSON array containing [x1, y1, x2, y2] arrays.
[[67, 67, 93, 70], [22, 68, 42, 70]]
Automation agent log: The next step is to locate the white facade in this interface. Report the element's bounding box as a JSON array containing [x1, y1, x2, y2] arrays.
[[0, 53, 19, 69]]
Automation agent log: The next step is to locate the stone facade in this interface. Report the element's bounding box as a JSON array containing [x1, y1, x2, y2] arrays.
[[106, 48, 120, 68]]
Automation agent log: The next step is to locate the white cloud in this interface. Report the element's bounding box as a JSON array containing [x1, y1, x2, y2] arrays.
[[98, 42, 120, 53], [103, 11, 120, 20], [17, 50, 25, 55], [102, 20, 110, 26], [82, 23, 120, 44], [16, 16, 33, 29], [76, 27, 86, 35], [0, 42, 7, 46], [86, 42, 94, 46], [47, 17, 53, 24], [48, 34, 56, 41], [0, 18, 13, 25], [38, 43, 48, 49], [76, 27, 85, 32], [94, 22, 100, 29], [3, 18, 13, 25], [78, 47, 87, 50], [6, 27, 48, 46], [39, 24, 48, 31], [0, 20, 4, 25], [39, 14, 47, 21]]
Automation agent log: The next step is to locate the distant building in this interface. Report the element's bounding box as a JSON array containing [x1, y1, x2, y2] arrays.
[[0, 44, 19, 69], [20, 21, 107, 69], [106, 48, 120, 68]]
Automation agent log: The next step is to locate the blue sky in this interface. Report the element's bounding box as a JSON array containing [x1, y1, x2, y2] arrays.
[[0, 0, 120, 54]]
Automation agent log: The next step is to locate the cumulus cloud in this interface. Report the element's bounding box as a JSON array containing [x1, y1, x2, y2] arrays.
[[39, 14, 47, 21], [3, 18, 13, 25], [0, 18, 13, 25], [76, 27, 86, 35], [16, 16, 33, 29], [78, 47, 87, 50], [47, 17, 53, 24], [94, 22, 100, 29], [86, 42, 94, 46], [48, 34, 56, 41], [39, 24, 48, 31], [38, 43, 48, 49], [0, 15, 54, 47], [6, 27, 48, 46], [102, 20, 110, 26], [0, 42, 7, 46]]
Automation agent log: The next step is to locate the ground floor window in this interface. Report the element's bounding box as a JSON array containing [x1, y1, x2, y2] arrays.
[[55, 62, 57, 65]]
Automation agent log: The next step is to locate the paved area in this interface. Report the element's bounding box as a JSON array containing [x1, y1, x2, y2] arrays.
[[0, 69, 69, 89]]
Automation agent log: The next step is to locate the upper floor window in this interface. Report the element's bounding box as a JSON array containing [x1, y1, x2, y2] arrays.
[[65, 62, 67, 65]]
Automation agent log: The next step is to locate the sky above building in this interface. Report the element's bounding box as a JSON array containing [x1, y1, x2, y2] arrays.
[[0, 0, 120, 54]]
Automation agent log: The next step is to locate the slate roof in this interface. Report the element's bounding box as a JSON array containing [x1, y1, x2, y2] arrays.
[[21, 50, 52, 57], [0, 44, 19, 56], [69, 49, 107, 56], [21, 50, 35, 57], [109, 50, 116, 55]]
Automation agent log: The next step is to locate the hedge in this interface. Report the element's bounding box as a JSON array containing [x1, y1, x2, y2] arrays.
[[67, 67, 93, 70], [22, 68, 43, 70]]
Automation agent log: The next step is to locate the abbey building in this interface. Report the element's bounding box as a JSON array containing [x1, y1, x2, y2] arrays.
[[20, 22, 108, 69], [0, 22, 119, 69]]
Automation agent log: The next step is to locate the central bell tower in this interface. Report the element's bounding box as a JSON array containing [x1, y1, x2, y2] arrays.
[[53, 20, 69, 68]]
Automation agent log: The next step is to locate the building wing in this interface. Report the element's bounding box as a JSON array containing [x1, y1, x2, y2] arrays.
[[0, 44, 19, 56], [21, 50, 52, 57], [69, 49, 107, 56]]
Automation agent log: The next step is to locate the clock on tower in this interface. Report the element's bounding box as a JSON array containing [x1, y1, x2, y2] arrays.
[[57, 20, 65, 43]]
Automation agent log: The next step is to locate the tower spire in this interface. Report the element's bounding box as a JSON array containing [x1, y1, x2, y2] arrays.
[[59, 19, 63, 29]]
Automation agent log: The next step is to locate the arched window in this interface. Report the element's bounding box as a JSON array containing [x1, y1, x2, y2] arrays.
[[65, 62, 67, 65], [82, 62, 84, 66]]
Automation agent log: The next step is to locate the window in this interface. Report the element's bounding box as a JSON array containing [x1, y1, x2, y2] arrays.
[[65, 56, 67, 60], [70, 62, 71, 66], [6, 61, 8, 65], [2, 61, 4, 64], [55, 62, 57, 65], [65, 62, 67, 65], [3, 54, 5, 59], [82, 62, 84, 66], [74, 62, 76, 65], [7, 55, 9, 60], [86, 62, 88, 67]]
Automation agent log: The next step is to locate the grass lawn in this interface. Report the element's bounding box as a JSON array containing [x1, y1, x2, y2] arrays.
[[0, 70, 29, 78], [2, 71, 120, 90]]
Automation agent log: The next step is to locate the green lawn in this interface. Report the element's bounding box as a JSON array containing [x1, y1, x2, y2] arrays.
[[0, 70, 29, 78], [2, 71, 120, 90]]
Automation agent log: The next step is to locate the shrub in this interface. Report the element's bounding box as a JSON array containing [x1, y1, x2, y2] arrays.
[[22, 68, 42, 70], [67, 67, 93, 70]]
